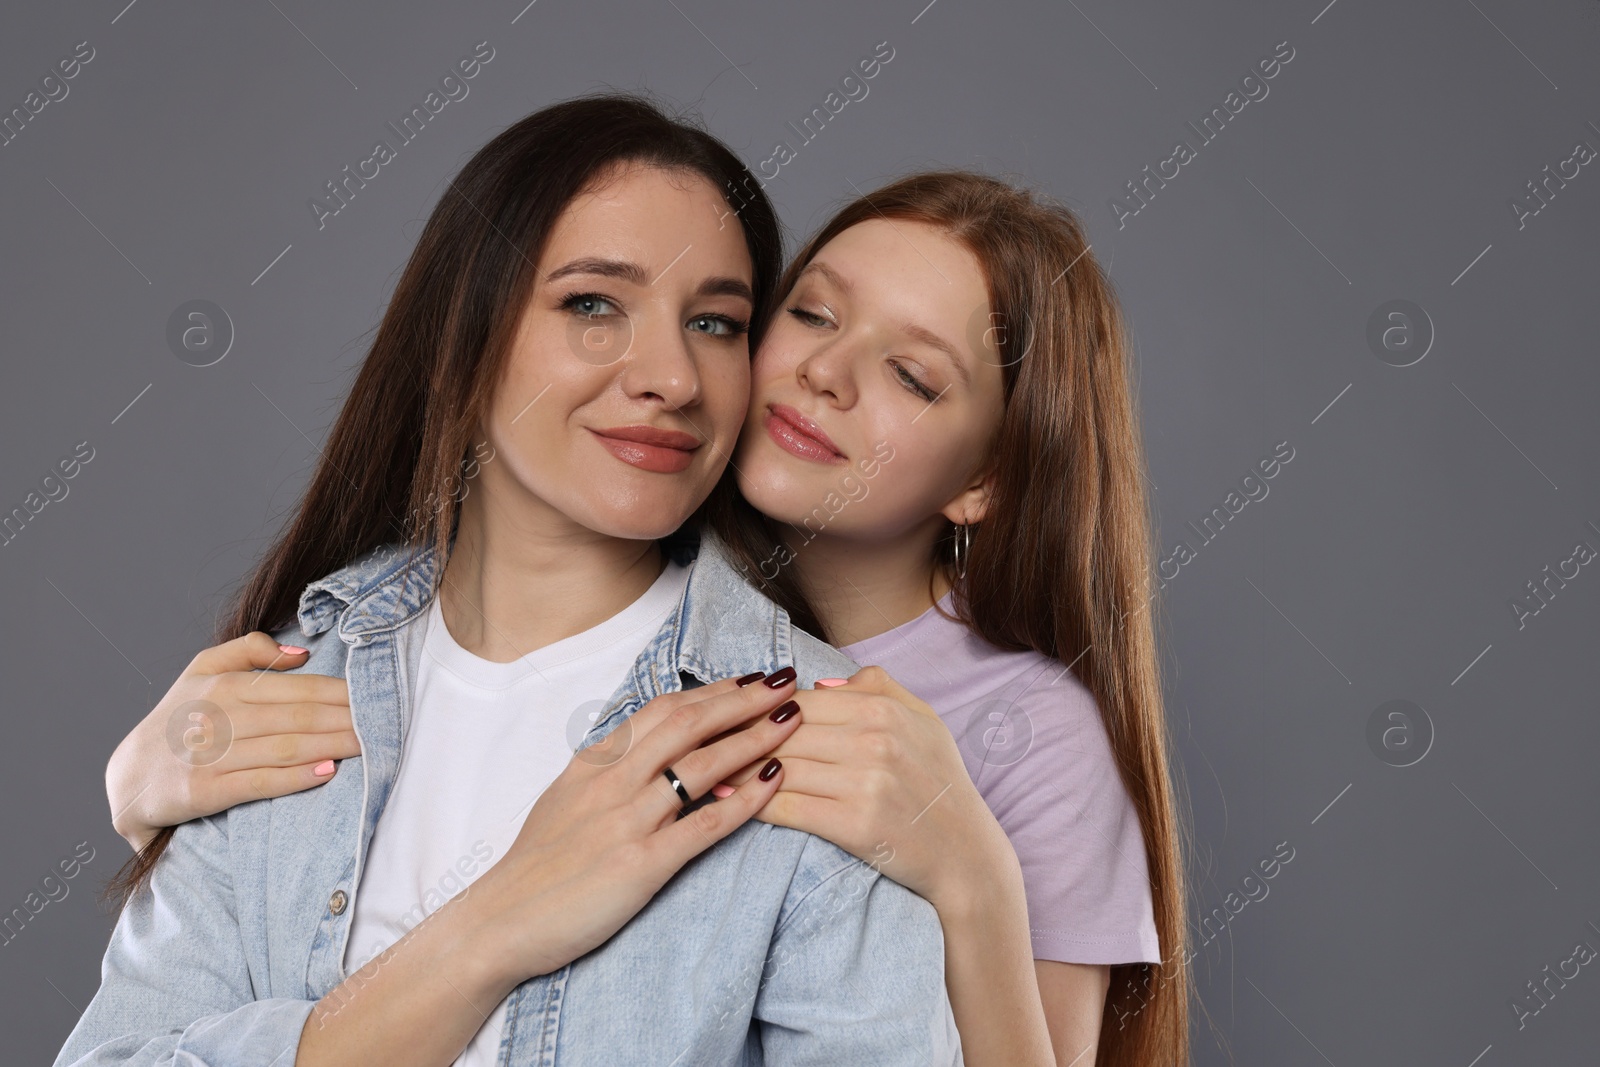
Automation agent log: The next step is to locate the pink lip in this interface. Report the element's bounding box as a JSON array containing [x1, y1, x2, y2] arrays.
[[589, 425, 699, 474], [768, 403, 843, 455], [591, 424, 700, 450], [764, 403, 845, 464]]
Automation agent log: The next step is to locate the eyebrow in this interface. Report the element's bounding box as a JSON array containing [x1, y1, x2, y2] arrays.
[[545, 257, 754, 304], [797, 261, 854, 294]]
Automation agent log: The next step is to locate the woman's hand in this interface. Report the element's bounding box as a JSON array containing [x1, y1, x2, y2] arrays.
[[457, 668, 806, 989], [709, 665, 1016, 915], [706, 666, 1061, 1067], [105, 632, 359, 851]]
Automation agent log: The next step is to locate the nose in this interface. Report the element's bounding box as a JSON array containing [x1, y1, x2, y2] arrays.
[[795, 333, 857, 408], [618, 313, 702, 410]]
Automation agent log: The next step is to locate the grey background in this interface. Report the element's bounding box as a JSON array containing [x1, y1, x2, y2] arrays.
[[4, 0, 1597, 1063]]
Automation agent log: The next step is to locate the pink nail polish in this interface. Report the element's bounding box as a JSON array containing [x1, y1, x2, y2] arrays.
[[279, 644, 309, 655], [711, 784, 736, 798], [815, 678, 848, 688], [313, 760, 335, 775]]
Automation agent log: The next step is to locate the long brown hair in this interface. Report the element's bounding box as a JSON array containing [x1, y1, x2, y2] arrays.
[[103, 91, 783, 906], [706, 172, 1192, 1066]]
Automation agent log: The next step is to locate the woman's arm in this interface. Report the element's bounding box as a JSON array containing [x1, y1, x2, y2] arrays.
[[63, 671, 812, 1065], [890, 819, 1111, 1066], [1036, 961, 1111, 1066], [716, 665, 1110, 1067], [932, 815, 1059, 1066], [58, 803, 570, 1067], [293, 871, 526, 1065], [105, 632, 360, 851]]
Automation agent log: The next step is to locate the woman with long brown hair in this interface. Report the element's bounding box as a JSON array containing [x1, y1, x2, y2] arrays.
[[101, 147, 1190, 1063], [59, 92, 967, 1067]]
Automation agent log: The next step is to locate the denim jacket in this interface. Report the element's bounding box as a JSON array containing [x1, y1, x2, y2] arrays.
[[53, 525, 963, 1066]]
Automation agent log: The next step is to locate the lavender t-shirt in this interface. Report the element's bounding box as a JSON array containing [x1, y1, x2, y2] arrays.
[[839, 590, 1161, 965]]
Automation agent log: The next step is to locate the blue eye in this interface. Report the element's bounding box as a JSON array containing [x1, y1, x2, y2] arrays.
[[561, 293, 618, 318], [688, 314, 748, 337]]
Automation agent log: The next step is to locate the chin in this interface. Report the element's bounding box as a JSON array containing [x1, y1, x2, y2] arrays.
[[591, 515, 691, 543], [582, 489, 703, 542]]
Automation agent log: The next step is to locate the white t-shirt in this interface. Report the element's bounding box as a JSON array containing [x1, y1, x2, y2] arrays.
[[341, 558, 691, 1065]]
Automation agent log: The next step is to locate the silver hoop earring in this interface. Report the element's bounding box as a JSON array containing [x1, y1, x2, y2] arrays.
[[953, 522, 971, 581]]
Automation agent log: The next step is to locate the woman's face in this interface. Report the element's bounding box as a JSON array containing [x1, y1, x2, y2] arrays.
[[735, 218, 1007, 541], [480, 162, 755, 542]]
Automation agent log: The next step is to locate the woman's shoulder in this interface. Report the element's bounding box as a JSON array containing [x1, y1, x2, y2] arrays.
[[879, 611, 1104, 753], [842, 599, 1117, 785], [936, 639, 1161, 963], [293, 538, 441, 641], [940, 645, 1114, 786]]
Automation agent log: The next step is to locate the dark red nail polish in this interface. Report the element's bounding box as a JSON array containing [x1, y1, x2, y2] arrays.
[[769, 699, 799, 723], [762, 665, 796, 689], [736, 671, 766, 687], [759, 757, 782, 781]]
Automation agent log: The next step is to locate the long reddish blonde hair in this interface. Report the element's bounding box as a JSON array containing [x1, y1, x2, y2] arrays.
[[709, 171, 1193, 1066]]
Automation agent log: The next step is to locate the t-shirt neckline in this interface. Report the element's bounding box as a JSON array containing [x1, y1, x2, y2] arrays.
[[421, 559, 690, 691], [841, 587, 957, 660]]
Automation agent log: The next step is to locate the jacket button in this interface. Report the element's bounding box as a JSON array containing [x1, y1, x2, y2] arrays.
[[328, 890, 348, 915]]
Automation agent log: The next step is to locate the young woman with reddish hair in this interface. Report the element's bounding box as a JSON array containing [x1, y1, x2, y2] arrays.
[[100, 125, 1189, 1065]]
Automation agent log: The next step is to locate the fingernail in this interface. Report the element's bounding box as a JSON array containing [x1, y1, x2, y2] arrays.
[[762, 665, 797, 689], [712, 783, 736, 798], [759, 757, 782, 782], [815, 678, 848, 688], [736, 671, 766, 687], [280, 644, 309, 655], [313, 760, 335, 775], [769, 699, 800, 723]]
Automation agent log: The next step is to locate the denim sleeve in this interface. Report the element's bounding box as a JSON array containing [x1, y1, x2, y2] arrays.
[[52, 810, 315, 1067], [753, 836, 965, 1065]]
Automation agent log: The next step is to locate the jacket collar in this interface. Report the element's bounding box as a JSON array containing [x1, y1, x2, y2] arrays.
[[649, 524, 797, 687], [295, 524, 798, 681], [296, 540, 441, 639]]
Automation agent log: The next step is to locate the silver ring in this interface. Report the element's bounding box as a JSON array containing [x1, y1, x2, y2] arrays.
[[662, 766, 692, 818]]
